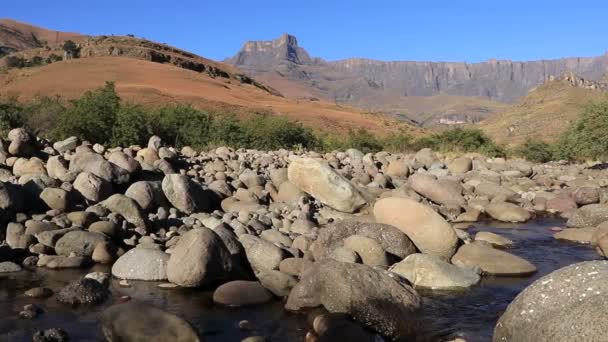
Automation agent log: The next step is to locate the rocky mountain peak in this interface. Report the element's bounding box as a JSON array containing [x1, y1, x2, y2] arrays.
[[226, 33, 315, 70]]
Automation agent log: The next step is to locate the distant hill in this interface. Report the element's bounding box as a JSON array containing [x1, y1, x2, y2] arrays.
[[0, 18, 84, 56], [479, 72, 608, 145], [226, 34, 608, 126], [0, 21, 421, 136]]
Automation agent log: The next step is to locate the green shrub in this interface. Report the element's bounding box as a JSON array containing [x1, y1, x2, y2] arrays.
[[150, 104, 213, 149], [22, 96, 65, 136], [240, 114, 316, 150], [513, 138, 555, 162], [54, 82, 120, 143], [555, 100, 608, 161], [111, 103, 152, 147], [380, 131, 415, 152], [5, 56, 26, 68], [426, 128, 506, 157], [209, 114, 250, 148], [0, 98, 24, 136]]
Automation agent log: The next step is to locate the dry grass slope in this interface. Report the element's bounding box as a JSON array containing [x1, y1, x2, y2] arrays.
[[0, 56, 423, 135], [478, 79, 608, 145]]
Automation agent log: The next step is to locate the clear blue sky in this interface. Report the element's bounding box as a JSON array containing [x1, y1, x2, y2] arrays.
[[4, 0, 607, 63]]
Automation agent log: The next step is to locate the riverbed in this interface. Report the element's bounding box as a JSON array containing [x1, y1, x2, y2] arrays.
[[0, 218, 600, 342]]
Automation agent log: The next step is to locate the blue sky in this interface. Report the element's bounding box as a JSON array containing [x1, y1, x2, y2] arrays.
[[3, 0, 607, 63]]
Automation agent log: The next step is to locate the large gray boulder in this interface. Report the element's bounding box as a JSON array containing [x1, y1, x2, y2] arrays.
[[55, 231, 108, 257], [73, 172, 113, 203], [166, 228, 233, 287], [125, 181, 167, 212], [162, 174, 211, 214], [69, 152, 130, 184], [286, 260, 420, 340], [390, 253, 480, 290], [494, 261, 608, 342], [485, 202, 531, 223], [408, 174, 465, 206], [101, 302, 201, 342], [374, 197, 458, 260], [567, 204, 608, 228], [239, 235, 287, 273], [112, 248, 170, 281], [452, 242, 536, 276], [101, 194, 146, 227], [288, 158, 366, 213], [311, 220, 416, 262]]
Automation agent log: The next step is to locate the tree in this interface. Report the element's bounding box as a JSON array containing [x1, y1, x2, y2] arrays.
[[62, 40, 80, 59], [54, 82, 120, 143]]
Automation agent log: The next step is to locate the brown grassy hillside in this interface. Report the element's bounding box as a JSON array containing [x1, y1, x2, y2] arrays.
[[0, 56, 422, 135], [479, 77, 608, 145], [0, 18, 84, 53]]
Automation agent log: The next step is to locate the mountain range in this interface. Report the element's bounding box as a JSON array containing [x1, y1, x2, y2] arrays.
[[1, 19, 607, 144], [226, 34, 608, 126]]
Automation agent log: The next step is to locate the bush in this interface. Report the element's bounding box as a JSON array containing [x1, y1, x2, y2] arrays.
[[150, 104, 213, 149], [555, 100, 608, 161], [5, 56, 26, 68], [62, 40, 80, 58], [381, 131, 415, 152], [240, 114, 316, 150], [111, 103, 152, 147], [54, 82, 120, 143], [428, 128, 506, 157], [22, 96, 65, 136], [0, 98, 24, 136], [513, 138, 554, 162], [209, 114, 249, 148]]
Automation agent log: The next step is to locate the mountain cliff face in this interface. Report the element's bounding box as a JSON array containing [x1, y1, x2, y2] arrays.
[[227, 34, 608, 125]]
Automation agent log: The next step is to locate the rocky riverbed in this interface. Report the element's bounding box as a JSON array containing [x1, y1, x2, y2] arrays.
[[1, 128, 608, 341]]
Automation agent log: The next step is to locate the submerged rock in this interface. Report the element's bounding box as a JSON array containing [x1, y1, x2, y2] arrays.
[[101, 302, 201, 342]]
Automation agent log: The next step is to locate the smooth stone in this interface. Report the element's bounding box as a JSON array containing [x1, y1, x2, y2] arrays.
[[112, 248, 170, 281], [213, 280, 274, 306], [451, 242, 536, 276], [390, 253, 480, 290]]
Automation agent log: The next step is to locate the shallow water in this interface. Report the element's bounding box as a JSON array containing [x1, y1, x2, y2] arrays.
[[0, 218, 600, 342]]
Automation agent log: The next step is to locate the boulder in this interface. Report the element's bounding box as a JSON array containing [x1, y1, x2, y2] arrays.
[[256, 270, 298, 297], [286, 260, 420, 340], [374, 197, 458, 260], [288, 158, 366, 213], [162, 174, 211, 214], [125, 181, 167, 212], [102, 194, 146, 227], [55, 230, 107, 257], [40, 187, 70, 211], [213, 280, 273, 306], [69, 152, 129, 184], [494, 261, 608, 342], [73, 172, 113, 203], [567, 204, 608, 228], [475, 182, 517, 201], [485, 202, 531, 223], [13, 157, 47, 177], [408, 174, 465, 206], [53, 136, 79, 153], [448, 157, 472, 174], [112, 248, 169, 281], [343, 235, 389, 267], [167, 228, 233, 287], [451, 242, 536, 276], [554, 227, 597, 244], [389, 253, 480, 289], [239, 235, 287, 273], [101, 302, 201, 342], [474, 231, 513, 247]]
